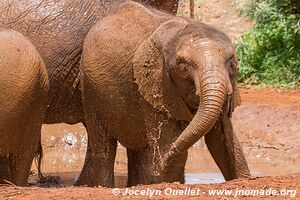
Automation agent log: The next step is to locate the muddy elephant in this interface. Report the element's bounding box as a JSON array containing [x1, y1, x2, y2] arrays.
[[78, 1, 251, 187], [0, 0, 179, 186], [0, 0, 179, 125], [0, 28, 49, 186]]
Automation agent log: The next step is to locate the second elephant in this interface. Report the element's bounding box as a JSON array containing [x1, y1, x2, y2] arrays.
[[78, 1, 251, 187], [0, 28, 49, 186]]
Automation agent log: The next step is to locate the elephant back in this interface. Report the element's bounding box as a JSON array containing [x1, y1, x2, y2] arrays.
[[81, 1, 170, 85], [0, 29, 48, 116]]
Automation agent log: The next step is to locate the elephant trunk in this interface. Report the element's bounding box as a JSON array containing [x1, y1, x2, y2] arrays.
[[161, 65, 229, 177]]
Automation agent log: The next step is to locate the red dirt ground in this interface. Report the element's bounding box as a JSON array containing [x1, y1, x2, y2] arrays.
[[1, 174, 299, 199], [240, 88, 300, 107]]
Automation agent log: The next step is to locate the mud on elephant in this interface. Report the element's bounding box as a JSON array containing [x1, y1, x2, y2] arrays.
[[78, 1, 251, 187], [0, 0, 180, 126], [0, 28, 49, 186], [0, 0, 179, 186]]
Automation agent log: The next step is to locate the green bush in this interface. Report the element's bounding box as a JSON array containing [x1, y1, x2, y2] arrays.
[[236, 0, 300, 87]]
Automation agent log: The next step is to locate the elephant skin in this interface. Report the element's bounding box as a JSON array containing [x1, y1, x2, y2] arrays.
[[0, 0, 179, 125], [0, 0, 178, 186], [79, 1, 251, 187], [0, 28, 49, 186]]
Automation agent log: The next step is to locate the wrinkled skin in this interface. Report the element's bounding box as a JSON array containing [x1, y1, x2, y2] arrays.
[[0, 0, 179, 125], [80, 1, 251, 187], [0, 0, 178, 186], [0, 28, 49, 186]]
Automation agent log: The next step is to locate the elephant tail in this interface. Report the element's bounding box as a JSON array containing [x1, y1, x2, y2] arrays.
[[35, 137, 44, 179]]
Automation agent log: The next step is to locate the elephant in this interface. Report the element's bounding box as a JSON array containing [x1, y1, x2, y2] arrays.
[[0, 0, 179, 186], [78, 1, 251, 187], [0, 0, 179, 126], [0, 28, 49, 186]]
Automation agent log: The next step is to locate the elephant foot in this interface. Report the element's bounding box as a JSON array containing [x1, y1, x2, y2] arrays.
[[127, 147, 158, 187], [75, 111, 117, 187], [75, 156, 115, 187], [127, 146, 187, 186], [0, 125, 41, 186], [0, 155, 11, 184], [205, 115, 251, 181], [75, 139, 117, 187]]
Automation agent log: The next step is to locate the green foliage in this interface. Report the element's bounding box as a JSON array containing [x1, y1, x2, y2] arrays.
[[236, 0, 300, 88]]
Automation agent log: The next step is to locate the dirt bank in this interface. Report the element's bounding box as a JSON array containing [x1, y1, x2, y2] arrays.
[[240, 88, 300, 106], [178, 0, 253, 41]]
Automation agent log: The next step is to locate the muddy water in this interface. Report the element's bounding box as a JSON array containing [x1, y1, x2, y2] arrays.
[[32, 101, 300, 187], [35, 123, 225, 187], [185, 173, 224, 184], [33, 123, 227, 187]]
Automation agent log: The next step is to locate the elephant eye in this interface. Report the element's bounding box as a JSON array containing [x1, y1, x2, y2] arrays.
[[229, 62, 234, 74], [227, 56, 236, 76], [178, 62, 189, 78]]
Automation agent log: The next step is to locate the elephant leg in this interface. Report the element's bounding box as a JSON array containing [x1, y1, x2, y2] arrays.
[[9, 125, 41, 186], [164, 150, 187, 183], [127, 146, 187, 186], [127, 146, 159, 187], [205, 115, 251, 181], [75, 112, 117, 187], [0, 155, 11, 184]]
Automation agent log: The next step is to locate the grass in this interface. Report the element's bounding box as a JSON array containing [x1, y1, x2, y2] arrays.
[[235, 0, 300, 88]]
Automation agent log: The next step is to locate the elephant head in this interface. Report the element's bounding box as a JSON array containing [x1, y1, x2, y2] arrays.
[[133, 17, 241, 178]]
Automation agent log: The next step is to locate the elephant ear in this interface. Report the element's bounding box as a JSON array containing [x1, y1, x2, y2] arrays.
[[232, 79, 241, 109], [133, 18, 193, 121], [227, 61, 241, 118]]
